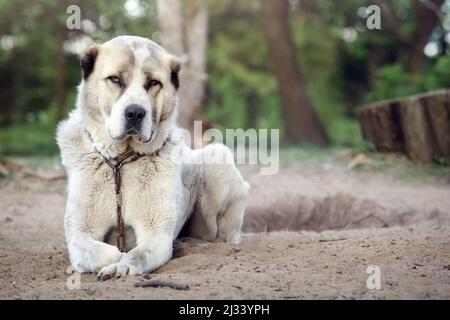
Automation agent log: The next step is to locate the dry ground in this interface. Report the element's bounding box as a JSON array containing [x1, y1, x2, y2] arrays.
[[0, 156, 449, 299]]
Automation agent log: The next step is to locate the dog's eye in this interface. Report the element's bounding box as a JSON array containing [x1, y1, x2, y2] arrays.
[[107, 76, 122, 87], [144, 79, 162, 91]]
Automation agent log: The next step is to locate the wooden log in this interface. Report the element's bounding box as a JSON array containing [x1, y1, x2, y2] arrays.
[[356, 103, 379, 149], [420, 90, 450, 158], [390, 101, 405, 153], [371, 102, 403, 152], [399, 95, 433, 162], [356, 100, 403, 152], [356, 90, 450, 162]]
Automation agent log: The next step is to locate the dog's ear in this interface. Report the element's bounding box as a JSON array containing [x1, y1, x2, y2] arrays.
[[170, 59, 181, 90], [80, 46, 98, 80]]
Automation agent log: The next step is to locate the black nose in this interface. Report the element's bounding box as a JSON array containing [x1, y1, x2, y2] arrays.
[[125, 104, 146, 123]]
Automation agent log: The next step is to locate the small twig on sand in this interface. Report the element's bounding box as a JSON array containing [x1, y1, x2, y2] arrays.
[[318, 238, 348, 243], [134, 279, 190, 290]]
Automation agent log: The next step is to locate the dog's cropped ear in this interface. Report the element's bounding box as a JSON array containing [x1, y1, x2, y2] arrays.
[[170, 58, 181, 90], [80, 46, 98, 80]]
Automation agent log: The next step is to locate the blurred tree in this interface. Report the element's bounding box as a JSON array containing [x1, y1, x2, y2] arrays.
[[262, 0, 328, 145], [156, 0, 208, 133], [2, 0, 450, 155], [374, 0, 445, 74], [55, 2, 68, 121], [204, 0, 283, 132], [0, 0, 160, 154]]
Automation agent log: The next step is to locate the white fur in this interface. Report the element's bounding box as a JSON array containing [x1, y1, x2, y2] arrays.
[[57, 36, 249, 278]]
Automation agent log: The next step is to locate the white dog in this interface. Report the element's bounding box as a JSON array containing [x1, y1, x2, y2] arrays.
[[56, 36, 249, 280]]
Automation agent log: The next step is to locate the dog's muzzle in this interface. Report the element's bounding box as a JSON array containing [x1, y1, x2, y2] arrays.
[[125, 104, 146, 134]]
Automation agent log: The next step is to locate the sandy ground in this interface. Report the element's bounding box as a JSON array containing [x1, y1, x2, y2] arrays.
[[0, 163, 449, 299]]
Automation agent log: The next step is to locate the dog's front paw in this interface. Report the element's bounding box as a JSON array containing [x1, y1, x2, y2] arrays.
[[91, 245, 124, 273], [69, 240, 124, 274], [96, 252, 145, 280], [97, 263, 119, 281], [115, 251, 147, 276], [96, 243, 172, 279]]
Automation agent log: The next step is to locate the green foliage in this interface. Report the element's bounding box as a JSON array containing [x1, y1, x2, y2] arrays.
[[364, 55, 450, 103], [291, 16, 362, 146], [425, 55, 450, 89], [0, 0, 158, 155], [0, 108, 59, 155], [204, 3, 362, 146], [364, 63, 423, 102], [205, 4, 282, 132], [1, 0, 449, 156]]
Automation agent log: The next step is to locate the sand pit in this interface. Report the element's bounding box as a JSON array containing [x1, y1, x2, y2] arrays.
[[0, 164, 449, 299]]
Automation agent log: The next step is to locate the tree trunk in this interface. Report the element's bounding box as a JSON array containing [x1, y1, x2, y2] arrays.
[[406, 0, 444, 74], [156, 0, 184, 55], [407, 43, 426, 75], [156, 0, 208, 133], [180, 0, 208, 132], [376, 0, 444, 75], [262, 0, 328, 145]]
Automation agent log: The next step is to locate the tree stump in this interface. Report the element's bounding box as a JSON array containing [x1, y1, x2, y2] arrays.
[[356, 90, 450, 162], [422, 91, 450, 158]]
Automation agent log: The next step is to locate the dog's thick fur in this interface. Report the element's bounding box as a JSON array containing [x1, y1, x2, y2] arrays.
[[56, 36, 249, 278]]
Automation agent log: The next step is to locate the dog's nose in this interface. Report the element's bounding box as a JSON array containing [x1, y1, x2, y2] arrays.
[[125, 105, 146, 123]]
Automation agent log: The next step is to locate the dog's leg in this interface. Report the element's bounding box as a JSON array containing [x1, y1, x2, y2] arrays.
[[189, 144, 249, 244], [68, 232, 124, 274], [188, 178, 248, 244], [98, 229, 174, 278], [217, 195, 247, 244], [188, 201, 219, 242], [64, 170, 124, 274], [118, 231, 173, 276], [98, 198, 177, 277]]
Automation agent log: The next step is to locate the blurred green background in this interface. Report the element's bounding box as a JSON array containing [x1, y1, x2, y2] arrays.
[[1, 0, 450, 155]]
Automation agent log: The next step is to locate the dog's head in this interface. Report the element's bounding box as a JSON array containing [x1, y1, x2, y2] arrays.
[[79, 36, 180, 146]]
